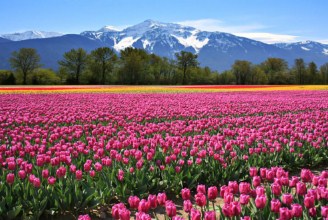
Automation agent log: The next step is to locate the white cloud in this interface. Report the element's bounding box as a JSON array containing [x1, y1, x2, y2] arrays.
[[235, 32, 299, 44], [317, 39, 328, 44], [176, 19, 299, 44], [177, 19, 265, 33]]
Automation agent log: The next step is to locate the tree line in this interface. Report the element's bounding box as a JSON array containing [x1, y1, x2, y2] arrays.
[[1, 47, 328, 85]]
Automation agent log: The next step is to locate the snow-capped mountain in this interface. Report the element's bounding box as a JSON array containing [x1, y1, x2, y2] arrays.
[[275, 41, 328, 56], [80, 20, 292, 70], [1, 31, 63, 41], [0, 20, 327, 71]]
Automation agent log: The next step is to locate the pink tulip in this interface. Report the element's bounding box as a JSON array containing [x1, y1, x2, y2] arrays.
[[165, 201, 176, 217], [78, 214, 91, 220], [136, 212, 151, 220], [255, 195, 266, 209], [279, 207, 292, 220], [32, 177, 41, 188], [240, 194, 250, 205], [181, 188, 191, 200], [296, 182, 307, 195], [18, 170, 26, 180], [112, 203, 126, 219], [47, 176, 56, 185], [309, 207, 317, 217], [321, 206, 328, 218], [301, 169, 313, 182], [119, 208, 130, 220], [304, 194, 315, 209], [147, 194, 157, 209], [282, 193, 293, 205], [249, 167, 258, 177], [157, 193, 167, 206], [231, 201, 241, 216], [252, 176, 261, 187], [222, 203, 232, 217], [138, 199, 150, 213], [76, 170, 83, 180], [6, 173, 15, 185], [228, 181, 238, 194], [197, 184, 206, 194], [207, 186, 218, 201], [239, 182, 251, 194], [270, 199, 281, 213], [183, 200, 192, 213], [195, 192, 206, 207], [191, 208, 201, 220], [128, 196, 140, 209], [291, 203, 302, 218]]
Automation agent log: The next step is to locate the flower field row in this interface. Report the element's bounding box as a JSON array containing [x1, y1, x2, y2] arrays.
[[0, 89, 327, 219], [110, 167, 328, 220], [0, 85, 327, 94]]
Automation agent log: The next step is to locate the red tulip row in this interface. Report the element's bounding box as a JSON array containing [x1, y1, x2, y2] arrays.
[[110, 167, 328, 219]]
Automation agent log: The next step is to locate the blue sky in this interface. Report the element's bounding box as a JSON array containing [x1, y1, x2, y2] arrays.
[[1, 0, 327, 44]]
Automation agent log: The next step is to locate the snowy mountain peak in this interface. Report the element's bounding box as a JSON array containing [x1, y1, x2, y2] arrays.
[[97, 26, 120, 32], [1, 31, 63, 41]]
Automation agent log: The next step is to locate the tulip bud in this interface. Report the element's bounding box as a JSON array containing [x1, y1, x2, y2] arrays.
[[183, 200, 192, 213], [291, 203, 302, 218], [195, 192, 206, 207], [240, 194, 250, 205], [279, 207, 292, 220], [296, 182, 307, 195], [207, 186, 218, 201], [6, 173, 15, 185], [282, 193, 293, 205], [181, 188, 191, 200], [321, 206, 328, 218], [304, 195, 315, 209], [270, 199, 281, 213], [249, 167, 258, 177], [148, 194, 157, 209], [165, 201, 176, 217], [128, 196, 140, 209], [255, 195, 266, 209], [191, 208, 201, 220], [239, 182, 251, 194], [157, 193, 167, 206], [197, 184, 206, 194], [138, 199, 150, 213], [119, 208, 130, 220]]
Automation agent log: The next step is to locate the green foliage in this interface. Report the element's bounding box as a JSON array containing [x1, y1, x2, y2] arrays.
[[88, 47, 117, 84], [30, 69, 60, 85], [294, 58, 306, 84], [4, 47, 328, 85], [58, 48, 88, 84], [9, 48, 40, 85], [320, 63, 328, 84], [0, 70, 16, 85], [232, 60, 252, 85], [175, 51, 199, 84], [118, 47, 149, 84]]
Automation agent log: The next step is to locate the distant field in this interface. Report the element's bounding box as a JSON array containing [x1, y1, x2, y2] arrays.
[[0, 85, 327, 94]]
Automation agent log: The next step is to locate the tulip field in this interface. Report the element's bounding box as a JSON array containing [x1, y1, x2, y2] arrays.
[[0, 85, 328, 220]]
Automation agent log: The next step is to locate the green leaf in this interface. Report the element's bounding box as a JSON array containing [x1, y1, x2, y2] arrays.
[[6, 205, 22, 220]]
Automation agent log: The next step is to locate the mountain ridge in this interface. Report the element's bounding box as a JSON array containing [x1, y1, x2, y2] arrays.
[[0, 20, 327, 71]]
